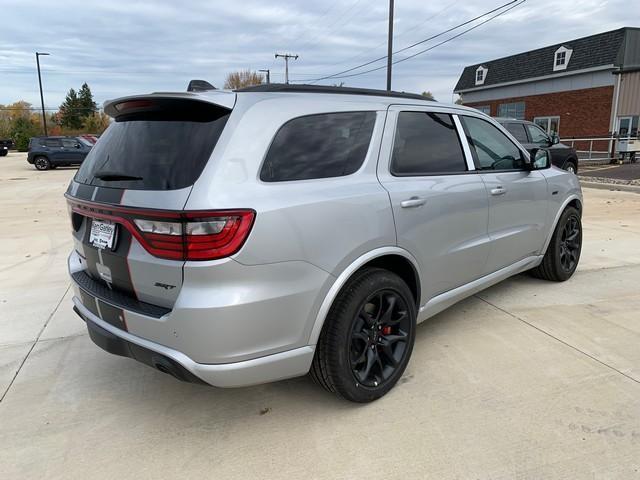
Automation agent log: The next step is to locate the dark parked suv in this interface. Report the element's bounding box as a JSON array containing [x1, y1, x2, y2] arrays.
[[496, 118, 579, 174], [27, 136, 92, 170]]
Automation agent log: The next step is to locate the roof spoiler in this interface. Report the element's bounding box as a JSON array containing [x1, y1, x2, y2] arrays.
[[187, 80, 216, 92]]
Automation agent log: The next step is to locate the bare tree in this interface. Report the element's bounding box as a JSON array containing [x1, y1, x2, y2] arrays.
[[224, 70, 264, 89]]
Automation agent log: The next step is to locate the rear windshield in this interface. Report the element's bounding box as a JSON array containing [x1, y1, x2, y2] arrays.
[[74, 99, 230, 190]]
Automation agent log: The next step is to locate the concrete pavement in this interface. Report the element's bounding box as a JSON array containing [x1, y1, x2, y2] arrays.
[[1, 152, 639, 479]]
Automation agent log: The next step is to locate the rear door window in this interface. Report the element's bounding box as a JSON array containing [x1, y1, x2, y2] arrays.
[[391, 112, 467, 175], [260, 111, 376, 182], [74, 99, 230, 190], [45, 139, 62, 147]]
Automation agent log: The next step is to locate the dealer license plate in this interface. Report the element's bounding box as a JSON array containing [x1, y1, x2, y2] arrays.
[[89, 219, 116, 250]]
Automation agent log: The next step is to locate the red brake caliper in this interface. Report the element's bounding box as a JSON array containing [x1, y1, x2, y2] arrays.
[[381, 326, 392, 335]]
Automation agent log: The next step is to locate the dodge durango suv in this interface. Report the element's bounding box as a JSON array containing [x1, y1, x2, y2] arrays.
[[28, 136, 92, 170], [66, 84, 583, 402]]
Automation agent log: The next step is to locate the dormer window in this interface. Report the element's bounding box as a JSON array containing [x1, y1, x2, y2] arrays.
[[553, 46, 572, 71], [475, 65, 488, 85]]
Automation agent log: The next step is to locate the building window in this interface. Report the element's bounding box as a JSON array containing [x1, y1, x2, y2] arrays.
[[475, 105, 491, 115], [553, 46, 572, 72], [497, 102, 525, 120], [475, 66, 488, 86], [534, 116, 560, 136]]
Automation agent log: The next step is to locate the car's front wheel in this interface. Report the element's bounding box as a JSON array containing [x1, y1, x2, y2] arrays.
[[34, 156, 51, 170], [310, 267, 416, 402], [565, 161, 577, 174], [531, 206, 582, 281]]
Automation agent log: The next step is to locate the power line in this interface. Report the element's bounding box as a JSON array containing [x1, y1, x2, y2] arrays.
[[323, 0, 525, 80], [317, 0, 459, 72], [300, 0, 521, 84]]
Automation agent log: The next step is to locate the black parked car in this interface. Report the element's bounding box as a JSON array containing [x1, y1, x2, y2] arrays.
[[27, 136, 92, 170], [496, 118, 579, 174], [0, 139, 12, 156]]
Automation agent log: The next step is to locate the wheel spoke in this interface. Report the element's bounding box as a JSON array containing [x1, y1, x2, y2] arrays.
[[379, 294, 396, 325], [357, 348, 376, 383]]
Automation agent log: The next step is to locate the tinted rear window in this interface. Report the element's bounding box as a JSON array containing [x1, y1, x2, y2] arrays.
[[260, 111, 376, 182], [74, 99, 230, 190]]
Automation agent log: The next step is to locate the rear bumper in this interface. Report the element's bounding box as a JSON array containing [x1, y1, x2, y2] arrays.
[[73, 298, 316, 388]]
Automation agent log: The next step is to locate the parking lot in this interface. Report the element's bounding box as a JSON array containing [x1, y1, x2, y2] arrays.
[[1, 151, 639, 479]]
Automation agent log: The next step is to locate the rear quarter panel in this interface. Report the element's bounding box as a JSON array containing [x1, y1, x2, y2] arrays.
[[186, 97, 396, 276]]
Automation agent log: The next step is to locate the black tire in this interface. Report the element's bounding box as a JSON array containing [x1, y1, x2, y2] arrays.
[[531, 206, 582, 281], [310, 267, 416, 402], [34, 156, 51, 171], [565, 160, 577, 174], [0, 150, 7, 157]]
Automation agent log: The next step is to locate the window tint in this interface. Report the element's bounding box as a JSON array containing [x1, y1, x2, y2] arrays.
[[260, 111, 376, 182], [62, 138, 78, 148], [75, 99, 230, 190], [504, 123, 528, 143], [461, 116, 524, 171], [526, 124, 550, 144], [45, 139, 61, 147], [391, 112, 466, 175]]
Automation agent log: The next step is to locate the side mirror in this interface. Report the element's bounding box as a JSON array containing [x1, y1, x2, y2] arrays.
[[75, 143, 81, 149], [551, 134, 560, 145], [528, 148, 551, 170]]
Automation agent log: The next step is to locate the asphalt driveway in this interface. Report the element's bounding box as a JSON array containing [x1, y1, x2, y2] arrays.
[[1, 152, 639, 479]]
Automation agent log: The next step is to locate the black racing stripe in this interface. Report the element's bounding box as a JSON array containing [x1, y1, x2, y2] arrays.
[[75, 183, 95, 201], [96, 299, 127, 331], [94, 187, 125, 204], [99, 226, 137, 298], [81, 224, 102, 282], [78, 289, 99, 317]]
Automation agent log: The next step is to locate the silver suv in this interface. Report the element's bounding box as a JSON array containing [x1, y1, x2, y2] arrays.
[[66, 84, 582, 402]]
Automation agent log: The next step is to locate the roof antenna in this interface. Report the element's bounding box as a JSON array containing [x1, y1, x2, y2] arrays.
[[187, 80, 216, 92]]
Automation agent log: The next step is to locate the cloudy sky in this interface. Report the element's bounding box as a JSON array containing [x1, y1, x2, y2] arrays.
[[1, 0, 634, 110]]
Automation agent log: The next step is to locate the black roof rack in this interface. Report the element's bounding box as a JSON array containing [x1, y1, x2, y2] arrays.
[[234, 83, 431, 101]]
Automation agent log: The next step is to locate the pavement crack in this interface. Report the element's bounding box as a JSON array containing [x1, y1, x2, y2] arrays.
[[475, 295, 640, 386], [0, 283, 71, 403]]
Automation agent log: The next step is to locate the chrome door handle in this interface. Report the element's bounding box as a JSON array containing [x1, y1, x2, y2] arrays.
[[490, 187, 506, 196], [400, 197, 426, 208]]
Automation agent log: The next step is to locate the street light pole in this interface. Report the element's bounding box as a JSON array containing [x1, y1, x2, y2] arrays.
[[35, 52, 50, 136], [386, 0, 394, 91], [259, 69, 271, 84]]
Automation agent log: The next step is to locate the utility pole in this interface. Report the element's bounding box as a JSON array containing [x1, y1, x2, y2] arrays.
[[275, 53, 298, 84], [35, 52, 50, 136], [386, 0, 394, 91], [259, 69, 271, 84]]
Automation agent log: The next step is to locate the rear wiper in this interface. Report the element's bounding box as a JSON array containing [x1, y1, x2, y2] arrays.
[[93, 171, 143, 181]]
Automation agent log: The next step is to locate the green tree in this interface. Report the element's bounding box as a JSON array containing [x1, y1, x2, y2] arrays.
[[59, 88, 83, 129], [11, 116, 39, 151], [78, 82, 97, 117], [421, 91, 436, 101]]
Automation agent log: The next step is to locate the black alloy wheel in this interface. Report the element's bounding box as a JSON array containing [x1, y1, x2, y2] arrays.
[[349, 290, 411, 388]]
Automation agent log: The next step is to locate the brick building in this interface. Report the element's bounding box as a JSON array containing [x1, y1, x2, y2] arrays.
[[454, 27, 640, 142]]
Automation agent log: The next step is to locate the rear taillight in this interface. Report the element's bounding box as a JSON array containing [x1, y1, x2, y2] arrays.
[[68, 199, 255, 261], [133, 211, 255, 261]]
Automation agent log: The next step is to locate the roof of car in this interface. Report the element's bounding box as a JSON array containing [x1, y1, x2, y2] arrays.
[[105, 84, 478, 116], [234, 84, 431, 101]]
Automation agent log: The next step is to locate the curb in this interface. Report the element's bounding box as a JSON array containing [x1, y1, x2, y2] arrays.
[[579, 181, 640, 194]]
